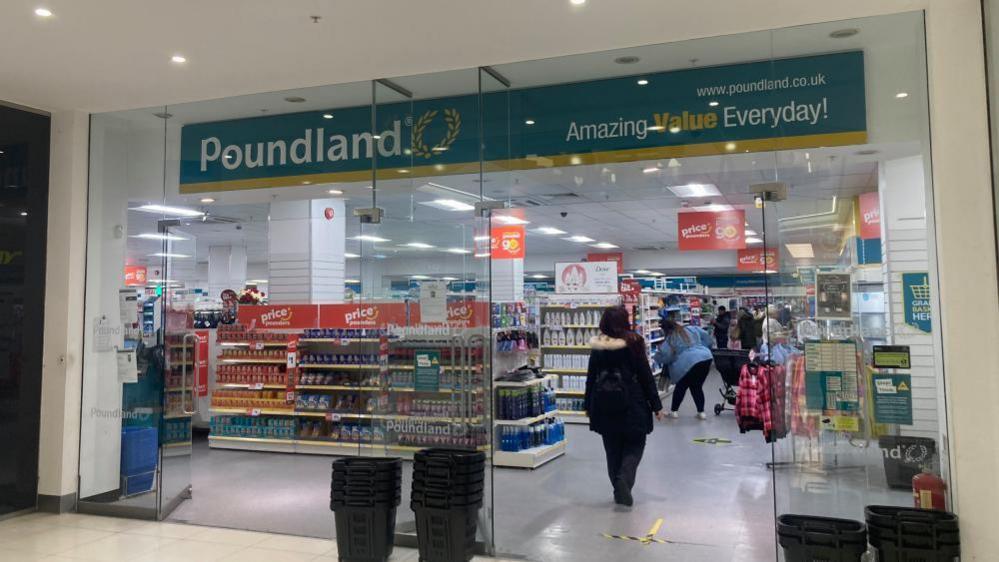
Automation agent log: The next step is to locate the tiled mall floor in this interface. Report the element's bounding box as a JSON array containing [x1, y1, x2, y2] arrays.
[[0, 512, 510, 562]]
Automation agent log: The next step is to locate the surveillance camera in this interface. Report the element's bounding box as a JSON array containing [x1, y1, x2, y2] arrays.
[[560, 211, 568, 218], [235, 224, 243, 230]]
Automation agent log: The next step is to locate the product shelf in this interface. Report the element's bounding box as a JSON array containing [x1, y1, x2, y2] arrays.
[[542, 304, 608, 309], [493, 377, 550, 388], [218, 383, 288, 390], [540, 345, 590, 350], [298, 363, 380, 370], [557, 410, 589, 424], [163, 412, 194, 420], [218, 341, 290, 348], [299, 338, 383, 344], [207, 435, 489, 457], [494, 410, 559, 426], [555, 389, 585, 396], [210, 407, 296, 416], [542, 324, 599, 329], [493, 440, 566, 469], [211, 407, 483, 424], [219, 359, 287, 365], [543, 368, 588, 374]]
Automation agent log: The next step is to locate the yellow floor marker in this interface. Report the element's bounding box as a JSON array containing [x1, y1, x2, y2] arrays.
[[642, 518, 664, 545], [602, 517, 710, 547]]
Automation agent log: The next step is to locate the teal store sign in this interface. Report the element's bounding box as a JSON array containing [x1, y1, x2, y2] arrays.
[[180, 51, 866, 193], [902, 272, 932, 333]]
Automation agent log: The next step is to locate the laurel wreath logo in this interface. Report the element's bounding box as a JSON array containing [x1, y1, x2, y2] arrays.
[[411, 108, 461, 159]]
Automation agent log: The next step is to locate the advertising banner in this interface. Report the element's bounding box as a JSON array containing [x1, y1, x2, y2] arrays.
[[588, 252, 624, 274], [411, 299, 488, 327], [238, 304, 320, 330], [124, 265, 147, 287], [555, 261, 618, 294], [858, 192, 881, 240], [902, 272, 932, 333], [736, 247, 778, 272], [872, 373, 913, 425], [180, 52, 866, 193], [677, 210, 746, 251], [815, 272, 852, 320], [195, 330, 209, 396], [319, 303, 409, 328], [491, 225, 525, 260]]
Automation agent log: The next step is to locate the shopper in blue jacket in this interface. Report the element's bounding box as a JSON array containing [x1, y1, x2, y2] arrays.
[[654, 315, 714, 419]]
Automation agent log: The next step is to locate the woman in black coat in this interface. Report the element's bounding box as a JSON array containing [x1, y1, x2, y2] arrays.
[[584, 306, 664, 506]]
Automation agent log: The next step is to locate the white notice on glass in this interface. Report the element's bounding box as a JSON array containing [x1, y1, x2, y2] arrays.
[[117, 349, 138, 383], [119, 288, 139, 327], [93, 317, 123, 352], [420, 281, 448, 323]]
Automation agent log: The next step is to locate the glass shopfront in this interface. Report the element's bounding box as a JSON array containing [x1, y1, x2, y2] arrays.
[[80, 12, 948, 561]]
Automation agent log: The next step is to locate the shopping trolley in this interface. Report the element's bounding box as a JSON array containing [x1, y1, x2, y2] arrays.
[[712, 349, 751, 416]]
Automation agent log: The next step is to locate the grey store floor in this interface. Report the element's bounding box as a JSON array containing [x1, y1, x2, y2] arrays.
[[168, 371, 908, 562]]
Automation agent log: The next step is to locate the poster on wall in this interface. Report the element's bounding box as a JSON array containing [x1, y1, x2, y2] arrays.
[[736, 248, 778, 272], [588, 252, 624, 274], [414, 350, 441, 392], [872, 373, 913, 425], [491, 225, 525, 260], [902, 272, 932, 333], [555, 261, 618, 294], [858, 192, 881, 240], [815, 272, 852, 320], [124, 265, 147, 287], [677, 210, 746, 251]]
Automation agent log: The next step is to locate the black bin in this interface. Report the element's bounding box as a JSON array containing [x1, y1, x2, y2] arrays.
[[777, 514, 867, 562], [865, 506, 960, 562], [330, 457, 403, 562], [412, 448, 486, 562]]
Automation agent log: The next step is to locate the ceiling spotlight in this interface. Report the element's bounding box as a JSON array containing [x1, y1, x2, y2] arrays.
[[525, 119, 536, 125], [323, 113, 334, 119], [637, 79, 649, 86], [200, 197, 215, 204], [284, 96, 307, 103], [725, 142, 737, 151], [398, 169, 410, 173], [708, 101, 719, 107], [170, 55, 187, 64], [669, 126, 681, 133], [328, 189, 343, 195], [895, 92, 909, 99], [34, 7, 52, 17], [570, 0, 586, 4], [19, 211, 28, 217]]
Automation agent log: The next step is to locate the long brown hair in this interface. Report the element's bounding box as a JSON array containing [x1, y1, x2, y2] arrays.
[[599, 306, 645, 357], [660, 314, 690, 345]]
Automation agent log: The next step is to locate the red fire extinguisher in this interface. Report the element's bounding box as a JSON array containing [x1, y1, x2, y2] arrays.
[[912, 468, 947, 510]]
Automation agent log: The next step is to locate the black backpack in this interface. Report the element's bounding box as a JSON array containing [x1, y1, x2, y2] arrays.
[[593, 358, 633, 415]]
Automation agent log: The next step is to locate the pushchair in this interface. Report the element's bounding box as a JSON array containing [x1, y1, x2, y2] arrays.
[[712, 349, 750, 415]]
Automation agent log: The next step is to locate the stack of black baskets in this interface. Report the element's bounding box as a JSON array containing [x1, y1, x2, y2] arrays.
[[330, 457, 403, 562], [411, 448, 486, 562], [866, 505, 960, 561], [777, 514, 868, 562]]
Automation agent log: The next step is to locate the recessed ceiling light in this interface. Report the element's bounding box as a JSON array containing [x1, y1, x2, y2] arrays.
[[328, 189, 344, 195], [895, 92, 909, 99], [534, 226, 567, 235], [410, 275, 432, 280], [398, 169, 410, 173], [725, 142, 737, 151], [132, 233, 187, 241], [150, 253, 191, 259], [669, 126, 681, 133], [637, 79, 649, 86], [323, 113, 334, 119], [614, 56, 640, 65], [570, 0, 586, 5], [642, 167, 660, 174], [667, 183, 721, 198], [351, 235, 391, 243], [344, 252, 360, 258], [829, 28, 859, 39], [692, 203, 734, 212], [422, 199, 475, 212], [474, 252, 490, 258], [441, 276, 459, 281], [525, 119, 536, 125], [474, 235, 491, 241], [563, 235, 595, 243], [171, 55, 187, 64], [492, 215, 530, 225], [786, 243, 815, 259], [667, 158, 681, 168], [200, 197, 216, 204], [570, 156, 582, 165], [708, 101, 719, 107], [19, 211, 28, 217], [590, 242, 618, 249], [284, 96, 306, 103], [345, 279, 361, 284], [134, 204, 205, 218], [247, 279, 269, 284], [34, 7, 52, 17], [746, 237, 764, 245], [373, 135, 382, 140], [403, 242, 435, 249], [745, 229, 758, 236], [445, 248, 471, 254], [634, 269, 653, 275]]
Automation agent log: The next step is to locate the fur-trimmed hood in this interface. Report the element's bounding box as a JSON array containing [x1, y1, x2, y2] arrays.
[[589, 334, 628, 350]]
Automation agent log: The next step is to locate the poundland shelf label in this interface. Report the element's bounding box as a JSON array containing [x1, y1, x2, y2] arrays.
[[179, 51, 866, 193]]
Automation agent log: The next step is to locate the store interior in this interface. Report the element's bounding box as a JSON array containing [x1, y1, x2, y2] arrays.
[[77, 13, 947, 562]]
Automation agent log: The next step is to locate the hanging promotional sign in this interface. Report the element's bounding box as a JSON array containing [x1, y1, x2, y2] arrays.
[[587, 252, 624, 274], [238, 304, 320, 330], [491, 225, 525, 260], [124, 265, 147, 287], [677, 210, 746, 251], [902, 272, 932, 333], [736, 247, 778, 272], [555, 261, 618, 294], [858, 192, 881, 240], [179, 52, 866, 193], [319, 303, 409, 328]]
